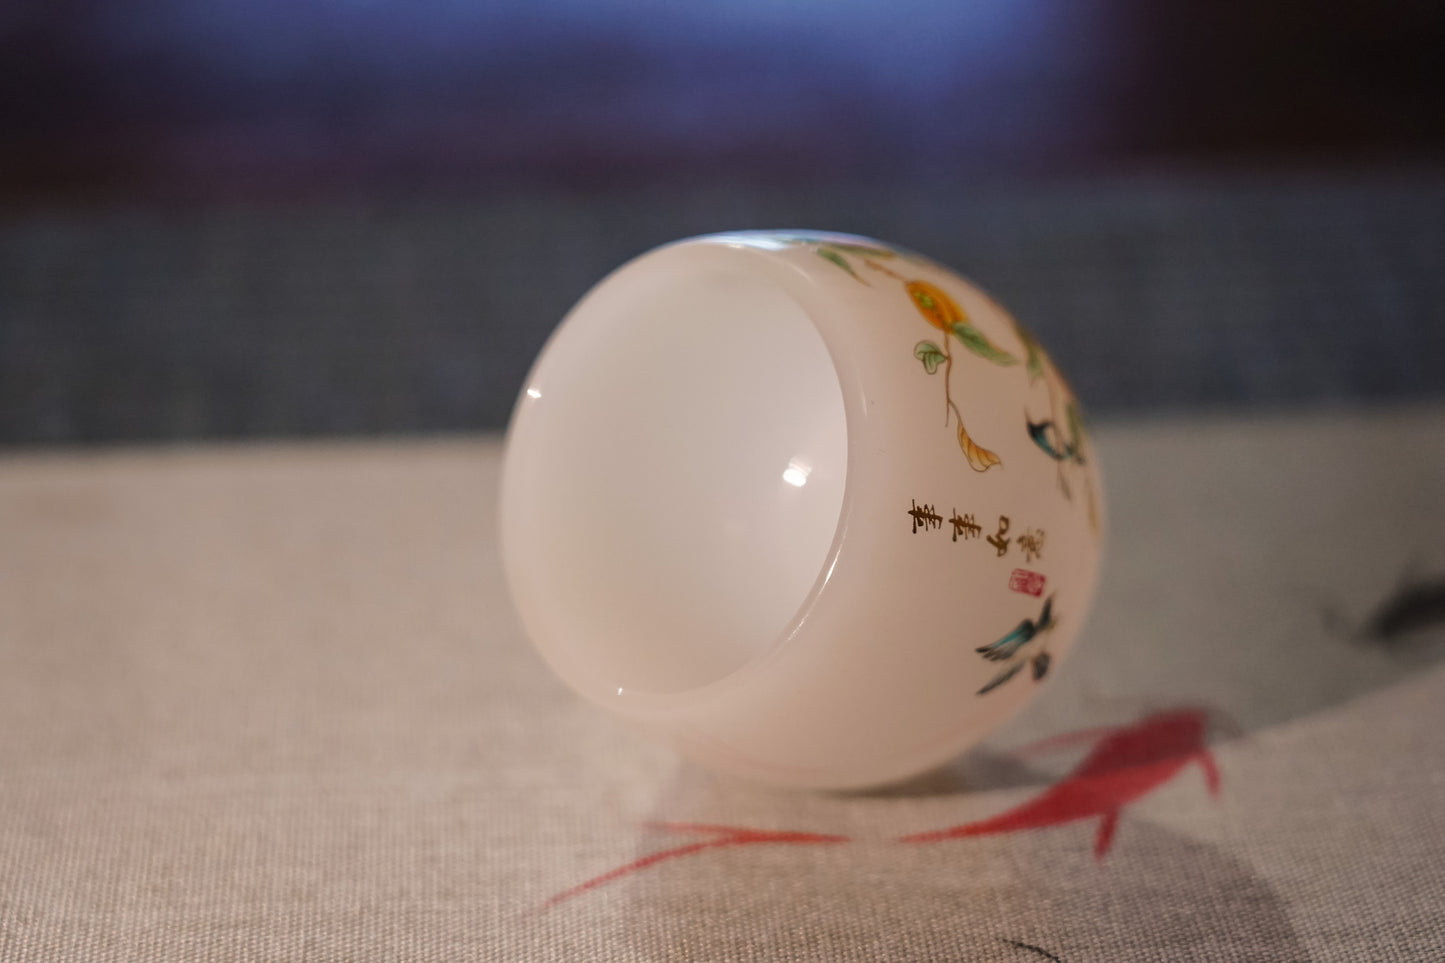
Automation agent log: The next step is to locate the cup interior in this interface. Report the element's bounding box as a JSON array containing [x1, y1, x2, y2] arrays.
[[503, 251, 848, 697]]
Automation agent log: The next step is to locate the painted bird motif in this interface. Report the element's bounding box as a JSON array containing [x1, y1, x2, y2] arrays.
[[1026, 418, 1083, 465], [976, 596, 1057, 694]]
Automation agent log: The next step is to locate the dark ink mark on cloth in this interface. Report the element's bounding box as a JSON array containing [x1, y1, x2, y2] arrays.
[[1364, 577, 1445, 642], [1001, 937, 1066, 961]]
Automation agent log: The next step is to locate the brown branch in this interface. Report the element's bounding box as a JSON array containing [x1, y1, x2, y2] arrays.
[[863, 257, 906, 281], [943, 334, 957, 427]]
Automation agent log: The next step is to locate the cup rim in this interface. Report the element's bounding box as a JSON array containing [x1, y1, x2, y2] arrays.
[[500, 231, 867, 715]]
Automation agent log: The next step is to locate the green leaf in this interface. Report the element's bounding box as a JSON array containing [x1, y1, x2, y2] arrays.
[[1065, 401, 1085, 450], [913, 340, 946, 374], [829, 242, 896, 259], [1011, 325, 1045, 381], [832, 240, 930, 264], [1024, 341, 1045, 382], [950, 323, 1018, 366], [815, 247, 864, 282]]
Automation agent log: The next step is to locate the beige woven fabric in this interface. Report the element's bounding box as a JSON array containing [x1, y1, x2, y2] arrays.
[[2, 409, 1443, 961]]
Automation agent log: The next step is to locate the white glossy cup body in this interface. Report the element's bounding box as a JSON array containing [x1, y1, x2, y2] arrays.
[[501, 232, 1104, 790]]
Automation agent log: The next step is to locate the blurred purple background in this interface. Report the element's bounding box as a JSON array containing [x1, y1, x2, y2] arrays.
[[6, 0, 1442, 201], [1, 1, 1442, 442]]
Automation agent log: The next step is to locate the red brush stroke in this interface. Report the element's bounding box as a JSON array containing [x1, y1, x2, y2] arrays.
[[900, 708, 1220, 858], [538, 709, 1222, 910], [1011, 725, 1126, 757], [539, 822, 849, 909]]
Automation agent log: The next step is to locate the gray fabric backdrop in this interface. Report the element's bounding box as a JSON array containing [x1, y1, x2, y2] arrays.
[[2, 409, 1444, 960]]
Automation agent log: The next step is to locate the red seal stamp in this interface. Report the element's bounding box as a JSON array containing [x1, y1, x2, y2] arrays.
[[1009, 568, 1046, 597]]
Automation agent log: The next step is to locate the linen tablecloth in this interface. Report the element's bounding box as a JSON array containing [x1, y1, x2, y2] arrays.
[[3, 407, 1443, 960]]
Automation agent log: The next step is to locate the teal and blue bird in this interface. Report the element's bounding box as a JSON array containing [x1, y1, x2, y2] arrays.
[[976, 596, 1058, 694], [1026, 418, 1083, 465], [976, 596, 1056, 663]]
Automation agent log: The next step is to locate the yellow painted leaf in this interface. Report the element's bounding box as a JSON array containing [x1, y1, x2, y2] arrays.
[[957, 421, 1002, 472]]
